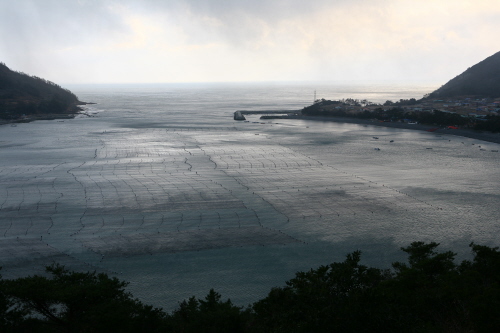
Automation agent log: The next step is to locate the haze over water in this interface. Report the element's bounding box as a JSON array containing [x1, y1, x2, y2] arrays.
[[1, 82, 499, 310]]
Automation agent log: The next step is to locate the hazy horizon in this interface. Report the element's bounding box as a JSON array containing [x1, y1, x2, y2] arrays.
[[1, 1, 499, 85], [62, 79, 442, 87]]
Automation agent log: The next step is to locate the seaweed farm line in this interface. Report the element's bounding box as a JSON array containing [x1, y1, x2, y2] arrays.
[[1, 83, 499, 309]]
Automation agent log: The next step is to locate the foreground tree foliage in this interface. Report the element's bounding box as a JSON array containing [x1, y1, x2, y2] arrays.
[[252, 250, 389, 332], [253, 242, 500, 333], [0, 264, 167, 332], [167, 288, 251, 333], [1, 242, 500, 332]]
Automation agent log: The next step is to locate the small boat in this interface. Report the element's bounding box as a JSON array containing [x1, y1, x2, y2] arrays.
[[389, 140, 394, 143], [374, 148, 380, 151], [373, 137, 379, 139]]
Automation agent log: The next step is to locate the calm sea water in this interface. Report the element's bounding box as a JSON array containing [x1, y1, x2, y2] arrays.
[[1, 82, 499, 310]]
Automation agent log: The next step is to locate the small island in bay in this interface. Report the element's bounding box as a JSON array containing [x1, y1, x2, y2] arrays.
[[0, 62, 89, 124]]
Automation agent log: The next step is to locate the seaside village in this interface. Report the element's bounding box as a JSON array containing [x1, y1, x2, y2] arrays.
[[295, 96, 500, 131], [355, 97, 500, 120]]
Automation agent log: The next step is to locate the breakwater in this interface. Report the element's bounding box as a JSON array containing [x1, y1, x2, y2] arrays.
[[234, 110, 300, 120]]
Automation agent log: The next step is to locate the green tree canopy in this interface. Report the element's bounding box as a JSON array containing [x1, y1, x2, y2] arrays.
[[1, 264, 166, 332]]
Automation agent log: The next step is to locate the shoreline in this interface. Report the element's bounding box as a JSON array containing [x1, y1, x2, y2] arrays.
[[0, 101, 94, 126], [279, 115, 500, 145]]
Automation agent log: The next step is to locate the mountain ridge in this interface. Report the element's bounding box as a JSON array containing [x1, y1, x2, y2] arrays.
[[428, 51, 500, 99]]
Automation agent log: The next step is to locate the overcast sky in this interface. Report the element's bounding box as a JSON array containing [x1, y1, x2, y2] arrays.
[[1, 0, 499, 84]]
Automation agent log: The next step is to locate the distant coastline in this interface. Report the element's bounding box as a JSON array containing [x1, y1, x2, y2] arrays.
[[268, 114, 500, 145]]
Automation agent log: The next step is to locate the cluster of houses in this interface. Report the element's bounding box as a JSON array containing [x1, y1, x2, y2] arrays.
[[354, 97, 500, 119], [414, 98, 500, 117], [413, 98, 500, 117]]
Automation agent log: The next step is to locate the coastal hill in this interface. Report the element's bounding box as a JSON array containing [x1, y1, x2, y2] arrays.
[[428, 51, 500, 99], [0, 62, 82, 120]]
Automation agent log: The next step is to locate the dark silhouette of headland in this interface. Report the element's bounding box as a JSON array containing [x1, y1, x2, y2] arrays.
[[428, 51, 500, 99], [0, 62, 88, 123]]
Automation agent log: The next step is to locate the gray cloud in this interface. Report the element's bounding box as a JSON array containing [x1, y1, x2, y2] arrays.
[[1, 0, 498, 83], [119, 0, 373, 46], [0, 0, 127, 70]]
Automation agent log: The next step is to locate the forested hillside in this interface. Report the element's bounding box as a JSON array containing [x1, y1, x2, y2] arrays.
[[0, 62, 80, 120], [428, 51, 500, 98]]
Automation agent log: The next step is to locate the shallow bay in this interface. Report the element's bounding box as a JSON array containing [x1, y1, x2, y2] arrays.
[[1, 83, 499, 309]]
